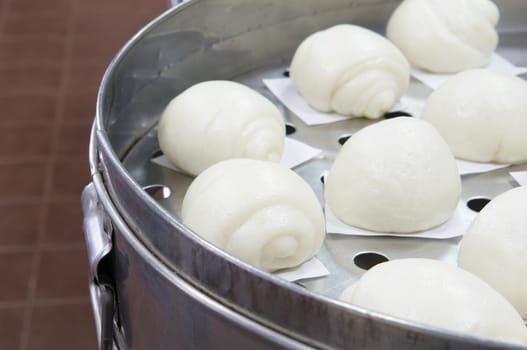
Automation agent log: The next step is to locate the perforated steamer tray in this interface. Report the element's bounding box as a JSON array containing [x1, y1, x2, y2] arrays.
[[96, 0, 527, 348], [119, 32, 527, 298]]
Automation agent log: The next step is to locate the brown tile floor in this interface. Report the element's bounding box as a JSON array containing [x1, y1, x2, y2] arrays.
[[0, 0, 168, 348]]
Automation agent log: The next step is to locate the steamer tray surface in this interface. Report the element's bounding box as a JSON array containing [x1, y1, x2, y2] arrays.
[[120, 45, 527, 300]]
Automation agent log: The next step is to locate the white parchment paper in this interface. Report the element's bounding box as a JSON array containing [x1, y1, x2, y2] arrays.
[[263, 78, 349, 126], [456, 159, 510, 176], [510, 171, 527, 186], [325, 200, 476, 240], [274, 257, 330, 282], [411, 53, 527, 90], [152, 137, 323, 171]]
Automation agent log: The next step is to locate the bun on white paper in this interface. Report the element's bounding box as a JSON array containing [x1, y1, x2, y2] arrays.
[[386, 0, 499, 73], [158, 81, 285, 176], [181, 159, 325, 272], [340, 259, 527, 345], [458, 186, 527, 318], [422, 69, 527, 164], [325, 118, 461, 233], [290, 24, 410, 119]]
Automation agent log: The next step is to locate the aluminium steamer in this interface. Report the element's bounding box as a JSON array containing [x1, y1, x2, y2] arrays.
[[83, 0, 527, 349]]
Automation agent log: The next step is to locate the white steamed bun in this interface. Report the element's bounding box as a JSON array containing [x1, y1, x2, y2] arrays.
[[340, 259, 527, 345], [181, 159, 325, 272], [290, 24, 410, 119], [325, 118, 461, 233], [458, 186, 527, 318], [387, 0, 499, 73], [158, 80, 285, 176], [422, 69, 527, 164]]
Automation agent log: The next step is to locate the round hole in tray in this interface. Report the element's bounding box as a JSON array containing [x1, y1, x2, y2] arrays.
[[353, 252, 389, 270], [320, 173, 326, 184], [143, 184, 171, 201], [294, 281, 306, 289], [466, 197, 491, 212], [338, 134, 352, 145], [151, 149, 164, 159], [283, 70, 290, 77], [285, 123, 296, 135], [384, 111, 412, 119]]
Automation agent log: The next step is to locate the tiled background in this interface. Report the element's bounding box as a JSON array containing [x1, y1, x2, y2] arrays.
[[0, 0, 167, 348]]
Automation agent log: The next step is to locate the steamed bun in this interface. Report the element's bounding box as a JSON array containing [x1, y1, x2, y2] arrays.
[[458, 186, 527, 318], [387, 0, 499, 73], [158, 81, 285, 176], [290, 24, 410, 119], [340, 259, 527, 345], [181, 159, 325, 272], [422, 69, 527, 164], [325, 118, 461, 233]]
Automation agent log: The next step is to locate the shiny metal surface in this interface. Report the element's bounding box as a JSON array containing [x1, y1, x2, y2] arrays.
[[82, 182, 113, 280], [92, 0, 527, 349], [82, 183, 114, 350]]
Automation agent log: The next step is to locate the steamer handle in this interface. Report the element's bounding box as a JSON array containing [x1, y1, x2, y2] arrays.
[[98, 283, 115, 350], [82, 183, 115, 350], [82, 183, 112, 278]]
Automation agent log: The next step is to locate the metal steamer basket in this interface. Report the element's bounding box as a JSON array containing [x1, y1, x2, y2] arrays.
[[83, 1, 527, 349]]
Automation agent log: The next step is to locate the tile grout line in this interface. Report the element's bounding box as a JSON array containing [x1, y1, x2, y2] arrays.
[[17, 0, 81, 348], [0, 296, 92, 309], [0, 154, 90, 164], [0, 296, 91, 310], [0, 242, 87, 255], [0, 194, 82, 206]]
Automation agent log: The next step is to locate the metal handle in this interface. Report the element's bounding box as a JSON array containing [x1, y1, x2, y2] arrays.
[[82, 183, 116, 350], [82, 183, 112, 278], [89, 282, 115, 350]]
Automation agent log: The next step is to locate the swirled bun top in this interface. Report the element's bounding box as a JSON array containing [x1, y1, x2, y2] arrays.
[[458, 186, 527, 318], [340, 259, 527, 345], [290, 24, 410, 119], [158, 80, 285, 176], [325, 118, 461, 233], [387, 0, 499, 73], [422, 69, 527, 164], [181, 158, 325, 272]]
